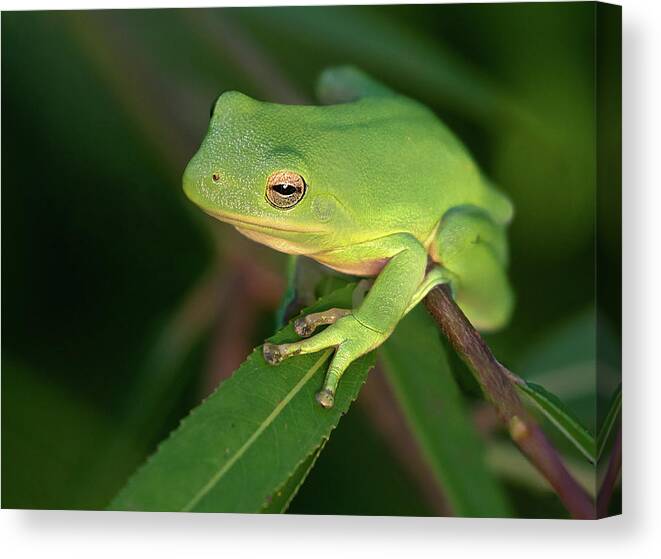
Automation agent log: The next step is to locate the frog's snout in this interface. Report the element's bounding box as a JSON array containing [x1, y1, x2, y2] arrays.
[[182, 155, 210, 206]]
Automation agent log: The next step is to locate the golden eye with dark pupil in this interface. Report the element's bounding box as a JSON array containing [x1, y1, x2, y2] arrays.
[[273, 183, 297, 196], [266, 170, 306, 208]]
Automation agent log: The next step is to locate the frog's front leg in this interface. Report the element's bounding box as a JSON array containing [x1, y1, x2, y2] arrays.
[[263, 234, 428, 408], [293, 308, 352, 338]]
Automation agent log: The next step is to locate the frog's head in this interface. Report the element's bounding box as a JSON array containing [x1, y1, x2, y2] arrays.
[[183, 91, 351, 255]]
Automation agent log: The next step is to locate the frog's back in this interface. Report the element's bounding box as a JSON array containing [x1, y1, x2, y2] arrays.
[[305, 95, 510, 245]]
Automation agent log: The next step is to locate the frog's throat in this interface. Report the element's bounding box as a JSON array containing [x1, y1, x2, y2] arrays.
[[311, 255, 388, 277], [235, 226, 325, 256], [202, 208, 327, 235]]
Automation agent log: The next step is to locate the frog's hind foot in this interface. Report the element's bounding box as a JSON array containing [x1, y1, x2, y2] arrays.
[[293, 308, 352, 338]]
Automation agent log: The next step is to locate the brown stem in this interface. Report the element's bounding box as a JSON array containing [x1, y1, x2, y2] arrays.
[[424, 284, 595, 519], [597, 427, 622, 517]]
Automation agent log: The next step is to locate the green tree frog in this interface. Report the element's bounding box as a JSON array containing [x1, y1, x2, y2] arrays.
[[183, 67, 513, 408]]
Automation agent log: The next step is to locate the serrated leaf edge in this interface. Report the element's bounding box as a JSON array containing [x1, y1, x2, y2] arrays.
[[181, 349, 333, 511], [109, 283, 371, 512]]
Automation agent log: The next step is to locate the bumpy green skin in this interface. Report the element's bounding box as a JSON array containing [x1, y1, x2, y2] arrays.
[[183, 66, 514, 408]]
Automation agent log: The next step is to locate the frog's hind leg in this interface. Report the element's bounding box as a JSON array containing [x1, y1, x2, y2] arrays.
[[430, 206, 514, 331], [316, 66, 396, 104]]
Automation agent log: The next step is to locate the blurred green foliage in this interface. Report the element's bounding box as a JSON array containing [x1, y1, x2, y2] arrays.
[[2, 3, 620, 516], [381, 306, 511, 517]]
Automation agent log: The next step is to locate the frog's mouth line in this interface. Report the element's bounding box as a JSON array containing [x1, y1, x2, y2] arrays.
[[202, 208, 327, 234]]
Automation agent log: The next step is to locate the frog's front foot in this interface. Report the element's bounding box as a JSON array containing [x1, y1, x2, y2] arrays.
[[263, 342, 287, 365], [315, 388, 335, 409], [293, 317, 316, 338], [262, 314, 382, 409], [293, 307, 352, 338]]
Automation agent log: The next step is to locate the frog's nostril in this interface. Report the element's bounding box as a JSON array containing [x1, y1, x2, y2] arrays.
[[212, 172, 221, 183]]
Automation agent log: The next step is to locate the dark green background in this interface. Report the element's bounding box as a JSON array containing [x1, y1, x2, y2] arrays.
[[2, 3, 620, 516]]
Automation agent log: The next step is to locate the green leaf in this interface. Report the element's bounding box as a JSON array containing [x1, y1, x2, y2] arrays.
[[275, 256, 350, 328], [259, 442, 326, 513], [379, 306, 511, 517], [516, 381, 596, 463], [110, 284, 374, 512], [597, 383, 621, 461], [275, 255, 301, 328], [515, 308, 620, 434]]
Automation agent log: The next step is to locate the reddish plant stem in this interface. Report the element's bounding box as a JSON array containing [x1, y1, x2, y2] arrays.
[[424, 284, 595, 519], [597, 427, 622, 517]]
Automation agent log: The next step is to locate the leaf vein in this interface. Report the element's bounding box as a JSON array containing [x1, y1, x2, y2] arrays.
[[181, 349, 331, 511]]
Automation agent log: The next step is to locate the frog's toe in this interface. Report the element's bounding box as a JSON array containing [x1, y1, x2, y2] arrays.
[[263, 342, 284, 365], [293, 308, 352, 338], [315, 388, 335, 409], [294, 316, 315, 338]]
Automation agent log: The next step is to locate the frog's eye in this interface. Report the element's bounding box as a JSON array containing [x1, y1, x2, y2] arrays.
[[266, 171, 306, 209]]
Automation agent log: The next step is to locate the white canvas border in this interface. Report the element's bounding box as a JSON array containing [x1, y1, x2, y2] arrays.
[[1, 0, 659, 557]]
